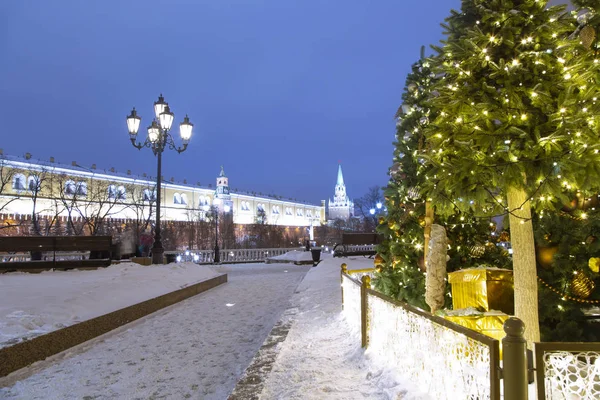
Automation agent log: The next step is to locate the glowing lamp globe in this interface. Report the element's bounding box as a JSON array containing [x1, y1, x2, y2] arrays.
[[126, 108, 141, 138]]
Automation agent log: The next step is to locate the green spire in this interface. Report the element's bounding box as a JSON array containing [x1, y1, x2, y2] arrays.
[[336, 163, 344, 186]]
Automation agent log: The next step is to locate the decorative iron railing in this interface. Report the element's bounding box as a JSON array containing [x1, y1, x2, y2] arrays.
[[341, 272, 500, 400], [164, 247, 300, 264], [534, 342, 600, 399], [1, 252, 89, 262]]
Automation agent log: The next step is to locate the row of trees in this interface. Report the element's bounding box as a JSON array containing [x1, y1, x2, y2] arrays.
[[0, 161, 156, 244], [377, 0, 600, 343]]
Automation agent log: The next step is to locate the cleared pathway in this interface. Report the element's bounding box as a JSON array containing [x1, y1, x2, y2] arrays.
[[0, 263, 310, 400]]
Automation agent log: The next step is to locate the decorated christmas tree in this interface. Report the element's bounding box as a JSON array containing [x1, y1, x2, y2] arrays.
[[534, 193, 600, 341], [374, 51, 510, 311], [421, 0, 600, 344]]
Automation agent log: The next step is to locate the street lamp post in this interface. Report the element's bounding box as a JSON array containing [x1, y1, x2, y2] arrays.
[[213, 202, 231, 264], [214, 205, 220, 264], [126, 94, 193, 264]]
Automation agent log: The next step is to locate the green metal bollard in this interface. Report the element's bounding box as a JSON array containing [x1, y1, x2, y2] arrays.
[[341, 263, 347, 310], [502, 317, 528, 400], [361, 275, 371, 348]]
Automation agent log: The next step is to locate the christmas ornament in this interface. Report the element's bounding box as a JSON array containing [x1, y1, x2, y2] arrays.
[[589, 257, 600, 273], [418, 215, 426, 227], [561, 198, 578, 212], [378, 216, 385, 225], [536, 246, 558, 269], [498, 231, 510, 242], [571, 272, 595, 299], [469, 244, 486, 258], [581, 195, 599, 210], [407, 187, 420, 200], [580, 25, 596, 50], [374, 254, 384, 267], [586, 236, 597, 245], [407, 83, 417, 92]]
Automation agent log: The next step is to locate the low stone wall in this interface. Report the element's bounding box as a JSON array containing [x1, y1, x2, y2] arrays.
[[0, 274, 227, 377]]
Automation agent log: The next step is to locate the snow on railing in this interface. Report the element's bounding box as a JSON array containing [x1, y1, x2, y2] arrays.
[[366, 291, 498, 399], [165, 247, 299, 264], [535, 343, 600, 399], [341, 274, 361, 332], [340, 268, 500, 400]]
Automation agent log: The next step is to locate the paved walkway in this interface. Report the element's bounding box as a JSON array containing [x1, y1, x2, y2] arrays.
[[0, 263, 310, 400]]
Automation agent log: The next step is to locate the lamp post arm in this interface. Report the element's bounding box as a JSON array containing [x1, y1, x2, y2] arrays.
[[165, 133, 189, 154]]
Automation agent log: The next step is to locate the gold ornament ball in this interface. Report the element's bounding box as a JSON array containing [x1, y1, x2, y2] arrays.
[[580, 25, 596, 50], [589, 257, 600, 273], [469, 244, 486, 258], [536, 246, 558, 269], [571, 273, 595, 299], [374, 254, 384, 267]]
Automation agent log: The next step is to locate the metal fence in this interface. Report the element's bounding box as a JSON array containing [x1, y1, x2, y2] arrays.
[[164, 247, 300, 264], [534, 342, 600, 399], [1, 252, 89, 262], [341, 272, 500, 400]]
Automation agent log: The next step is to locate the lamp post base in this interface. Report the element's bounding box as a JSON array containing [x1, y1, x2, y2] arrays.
[[214, 245, 220, 264], [152, 248, 165, 264]]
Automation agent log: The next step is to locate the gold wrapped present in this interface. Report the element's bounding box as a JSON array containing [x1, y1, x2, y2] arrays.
[[448, 268, 514, 315], [444, 313, 510, 357], [444, 313, 509, 341]]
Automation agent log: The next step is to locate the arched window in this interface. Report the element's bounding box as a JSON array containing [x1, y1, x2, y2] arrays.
[[76, 182, 87, 197], [64, 180, 76, 195], [27, 175, 40, 192], [117, 185, 126, 200], [12, 174, 26, 191], [108, 185, 117, 199], [143, 189, 156, 202], [296, 209, 303, 217], [285, 207, 292, 216], [173, 193, 182, 204], [180, 193, 188, 205]]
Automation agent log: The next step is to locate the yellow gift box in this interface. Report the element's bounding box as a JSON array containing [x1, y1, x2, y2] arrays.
[[448, 268, 514, 315], [443, 314, 509, 342]]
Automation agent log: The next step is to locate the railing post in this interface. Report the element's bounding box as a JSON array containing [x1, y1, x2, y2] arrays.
[[502, 317, 528, 400], [341, 263, 347, 310], [361, 275, 371, 348]]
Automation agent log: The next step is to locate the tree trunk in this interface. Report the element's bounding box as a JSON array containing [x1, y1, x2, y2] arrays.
[[506, 185, 540, 346], [424, 201, 434, 269]]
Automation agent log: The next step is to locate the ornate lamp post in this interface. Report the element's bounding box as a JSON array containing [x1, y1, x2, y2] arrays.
[[126, 94, 193, 264]]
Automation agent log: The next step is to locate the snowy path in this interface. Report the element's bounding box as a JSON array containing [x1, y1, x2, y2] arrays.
[[258, 256, 424, 400], [0, 263, 310, 400]]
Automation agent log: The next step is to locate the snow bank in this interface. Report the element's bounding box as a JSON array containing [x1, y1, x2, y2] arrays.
[[259, 256, 424, 399], [267, 249, 314, 262], [0, 262, 219, 348]]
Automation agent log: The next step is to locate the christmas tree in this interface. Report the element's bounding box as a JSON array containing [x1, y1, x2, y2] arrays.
[[534, 193, 600, 341], [421, 0, 600, 344], [375, 51, 510, 311]]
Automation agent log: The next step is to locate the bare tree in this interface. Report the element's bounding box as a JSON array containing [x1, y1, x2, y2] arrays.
[[71, 179, 127, 236], [353, 186, 383, 232], [126, 182, 156, 251], [0, 159, 20, 231]]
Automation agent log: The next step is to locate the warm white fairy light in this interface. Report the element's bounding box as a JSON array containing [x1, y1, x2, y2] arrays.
[[365, 294, 493, 399]]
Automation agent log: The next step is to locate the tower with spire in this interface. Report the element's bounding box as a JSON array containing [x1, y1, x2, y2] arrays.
[[327, 163, 354, 221], [214, 165, 232, 211]]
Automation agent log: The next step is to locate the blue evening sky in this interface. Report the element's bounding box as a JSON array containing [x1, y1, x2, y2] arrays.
[[1, 0, 461, 204]]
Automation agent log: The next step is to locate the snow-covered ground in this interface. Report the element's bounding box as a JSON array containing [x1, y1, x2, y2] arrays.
[[268, 249, 315, 262], [0, 253, 427, 399], [259, 255, 426, 399], [0, 262, 219, 348], [0, 262, 311, 399]]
